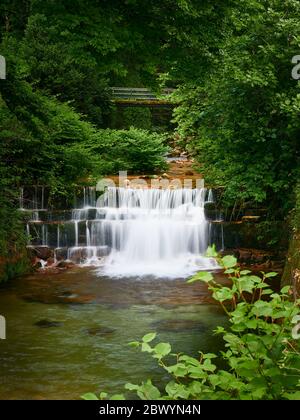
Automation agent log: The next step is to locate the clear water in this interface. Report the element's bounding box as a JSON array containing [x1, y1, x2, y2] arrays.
[[0, 268, 226, 400]]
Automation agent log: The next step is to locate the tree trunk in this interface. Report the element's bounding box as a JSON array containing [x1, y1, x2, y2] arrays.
[[282, 184, 300, 297]]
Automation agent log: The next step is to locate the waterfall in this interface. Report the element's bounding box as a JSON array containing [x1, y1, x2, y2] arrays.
[[20, 187, 24, 210], [19, 186, 46, 211], [92, 188, 215, 277], [24, 186, 220, 278], [57, 225, 60, 249], [93, 187, 217, 277], [83, 186, 96, 207], [207, 189, 214, 203]]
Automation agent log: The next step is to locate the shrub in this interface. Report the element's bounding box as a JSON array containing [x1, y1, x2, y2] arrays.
[[122, 107, 152, 131], [70, 127, 169, 175]]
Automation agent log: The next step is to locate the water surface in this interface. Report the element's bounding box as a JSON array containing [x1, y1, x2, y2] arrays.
[[0, 268, 226, 400]]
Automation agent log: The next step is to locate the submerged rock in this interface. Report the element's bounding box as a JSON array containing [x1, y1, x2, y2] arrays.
[[23, 291, 95, 305], [56, 260, 75, 269], [34, 319, 63, 328], [86, 326, 116, 336]]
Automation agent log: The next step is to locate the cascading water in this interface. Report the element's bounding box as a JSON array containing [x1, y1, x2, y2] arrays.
[[95, 187, 218, 277], [23, 186, 220, 278]]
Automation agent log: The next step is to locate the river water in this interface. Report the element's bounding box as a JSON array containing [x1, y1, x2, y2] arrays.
[[0, 268, 226, 400]]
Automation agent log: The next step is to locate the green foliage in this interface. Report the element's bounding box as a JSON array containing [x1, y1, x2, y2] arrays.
[[122, 107, 152, 131], [70, 127, 168, 175], [172, 0, 300, 214], [88, 254, 300, 400]]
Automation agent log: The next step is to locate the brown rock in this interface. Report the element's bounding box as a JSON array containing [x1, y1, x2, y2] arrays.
[[56, 260, 75, 269], [27, 246, 54, 261], [161, 173, 171, 179], [238, 249, 253, 262], [46, 258, 55, 267]]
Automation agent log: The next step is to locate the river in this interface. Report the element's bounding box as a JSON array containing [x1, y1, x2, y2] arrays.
[[0, 267, 225, 400]]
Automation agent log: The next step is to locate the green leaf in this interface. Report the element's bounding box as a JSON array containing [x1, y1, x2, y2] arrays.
[[224, 268, 235, 274], [202, 359, 216, 372], [214, 326, 226, 334], [221, 255, 237, 268], [128, 341, 140, 347], [240, 270, 251, 275], [142, 332, 157, 343], [206, 244, 218, 257], [187, 271, 214, 283], [280, 286, 291, 294], [110, 394, 126, 400], [264, 272, 278, 278], [154, 342, 171, 358], [81, 393, 99, 400], [141, 342, 153, 353], [139, 380, 161, 399], [187, 367, 207, 379], [165, 381, 190, 399], [213, 287, 235, 302], [203, 353, 217, 359], [167, 363, 188, 377], [251, 301, 273, 317], [125, 383, 139, 391], [238, 277, 256, 293], [283, 391, 300, 400]]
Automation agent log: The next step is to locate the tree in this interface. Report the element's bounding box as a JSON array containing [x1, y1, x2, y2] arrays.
[[172, 0, 300, 215]]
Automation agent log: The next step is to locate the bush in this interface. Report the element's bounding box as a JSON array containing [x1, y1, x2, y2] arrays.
[[83, 248, 300, 400], [70, 127, 169, 175], [122, 107, 152, 130]]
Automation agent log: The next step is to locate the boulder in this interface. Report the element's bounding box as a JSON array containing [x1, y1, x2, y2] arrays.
[[27, 246, 54, 260]]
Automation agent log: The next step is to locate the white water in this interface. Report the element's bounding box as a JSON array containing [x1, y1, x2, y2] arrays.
[[23, 186, 219, 278], [94, 187, 217, 278]]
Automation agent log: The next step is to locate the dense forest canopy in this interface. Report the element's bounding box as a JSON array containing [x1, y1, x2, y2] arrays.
[[0, 0, 300, 280]]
